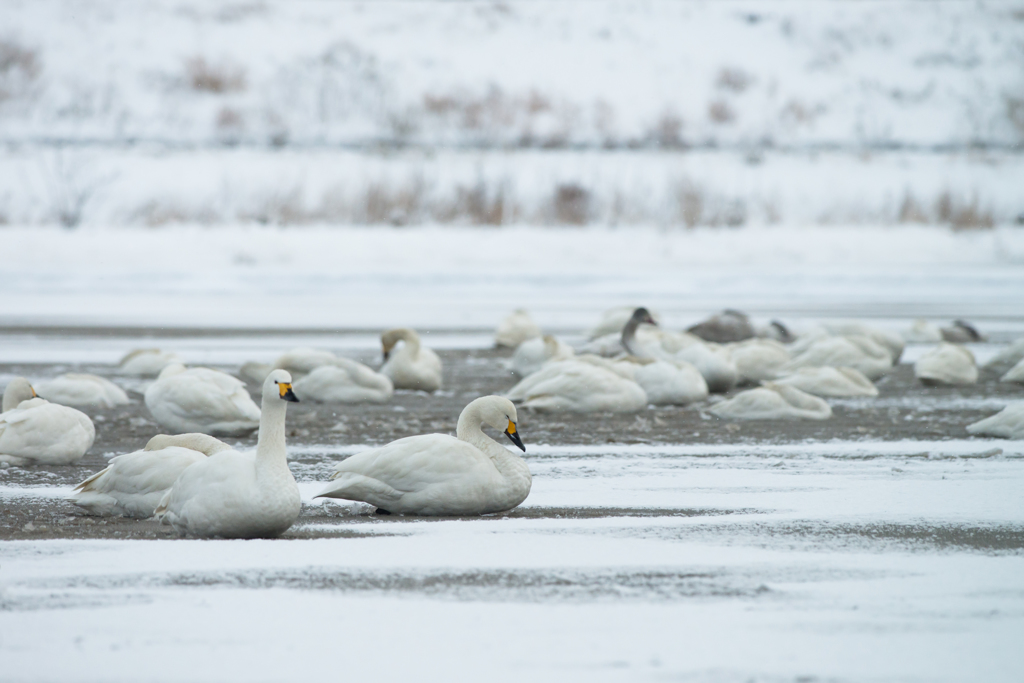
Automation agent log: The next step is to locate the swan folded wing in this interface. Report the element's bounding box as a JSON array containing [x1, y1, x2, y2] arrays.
[[156, 451, 256, 530], [0, 401, 95, 462], [159, 377, 259, 424], [73, 446, 207, 517], [318, 435, 496, 502]]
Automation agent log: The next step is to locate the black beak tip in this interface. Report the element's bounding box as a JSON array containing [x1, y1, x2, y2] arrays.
[[283, 388, 300, 403], [505, 429, 526, 452]]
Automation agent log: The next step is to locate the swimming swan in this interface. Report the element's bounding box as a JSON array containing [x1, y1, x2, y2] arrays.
[[293, 358, 394, 403], [709, 383, 832, 421], [71, 433, 231, 518], [914, 343, 978, 385], [495, 309, 542, 348], [145, 364, 261, 436], [0, 378, 95, 465], [507, 358, 647, 412], [118, 349, 185, 376], [154, 370, 302, 538], [316, 395, 530, 516], [966, 402, 1024, 440], [773, 366, 878, 398], [34, 373, 130, 410], [380, 328, 443, 392], [511, 335, 575, 377]]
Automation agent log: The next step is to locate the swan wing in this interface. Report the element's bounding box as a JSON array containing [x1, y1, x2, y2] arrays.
[[0, 400, 95, 464], [72, 446, 206, 517]]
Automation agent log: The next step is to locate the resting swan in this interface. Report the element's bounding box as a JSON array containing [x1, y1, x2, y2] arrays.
[[709, 383, 832, 421], [380, 328, 443, 392], [914, 343, 978, 385], [154, 370, 302, 538], [118, 349, 185, 377], [511, 335, 575, 377], [495, 309, 542, 348], [984, 339, 1024, 376], [144, 364, 261, 436], [0, 378, 95, 466], [316, 396, 530, 516], [71, 433, 231, 518], [688, 310, 755, 343], [507, 358, 647, 412], [727, 338, 791, 385], [782, 335, 892, 381], [1001, 358, 1024, 384], [967, 403, 1024, 440], [773, 366, 878, 398], [294, 358, 394, 403], [34, 373, 130, 410]]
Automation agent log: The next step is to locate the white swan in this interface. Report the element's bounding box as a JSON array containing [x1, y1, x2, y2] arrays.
[[511, 335, 575, 377], [507, 358, 647, 412], [380, 328, 443, 392], [154, 370, 302, 538], [495, 309, 542, 348], [70, 433, 231, 518], [773, 367, 878, 398], [966, 403, 1024, 440], [914, 343, 978, 385], [674, 342, 739, 393], [34, 373, 130, 410], [727, 338, 791, 385], [709, 383, 832, 420], [118, 349, 185, 377], [1001, 358, 1024, 384], [293, 358, 394, 403], [903, 319, 943, 343], [239, 347, 346, 384], [782, 335, 893, 380], [629, 358, 708, 405], [984, 338, 1024, 376], [821, 322, 905, 363], [0, 378, 95, 466], [316, 396, 530, 516], [144, 364, 261, 436]]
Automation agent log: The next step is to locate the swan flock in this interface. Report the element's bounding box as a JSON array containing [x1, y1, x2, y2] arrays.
[[4, 307, 1019, 539]]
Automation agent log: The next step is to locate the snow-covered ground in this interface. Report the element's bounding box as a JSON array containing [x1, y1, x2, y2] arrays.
[[3, 442, 1024, 682]]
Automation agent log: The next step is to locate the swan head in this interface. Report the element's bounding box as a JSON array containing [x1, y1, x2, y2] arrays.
[[381, 328, 416, 361], [464, 395, 524, 452], [264, 369, 299, 403], [631, 308, 658, 327], [3, 377, 37, 412]]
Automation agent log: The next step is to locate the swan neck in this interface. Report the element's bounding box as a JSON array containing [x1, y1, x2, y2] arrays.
[[399, 330, 421, 357], [456, 406, 528, 482], [621, 318, 641, 356], [255, 398, 289, 474]]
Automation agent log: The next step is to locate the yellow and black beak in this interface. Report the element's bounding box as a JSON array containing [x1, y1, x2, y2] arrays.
[[278, 382, 299, 403], [30, 385, 37, 398], [504, 420, 525, 452]]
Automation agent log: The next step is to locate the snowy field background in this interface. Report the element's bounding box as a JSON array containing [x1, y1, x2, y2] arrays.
[[3, 1, 1024, 682]]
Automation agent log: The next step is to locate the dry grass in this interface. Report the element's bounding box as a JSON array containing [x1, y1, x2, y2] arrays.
[[551, 184, 591, 225], [716, 67, 752, 93], [652, 109, 684, 148], [185, 57, 247, 93], [708, 100, 735, 124], [0, 38, 41, 101], [898, 193, 928, 223], [935, 191, 994, 230]]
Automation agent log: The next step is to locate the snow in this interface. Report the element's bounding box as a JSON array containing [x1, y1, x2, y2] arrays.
[[3, 441, 1024, 681]]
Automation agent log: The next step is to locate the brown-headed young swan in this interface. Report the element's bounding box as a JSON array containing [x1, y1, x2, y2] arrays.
[[316, 396, 531, 516], [154, 370, 301, 538]]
